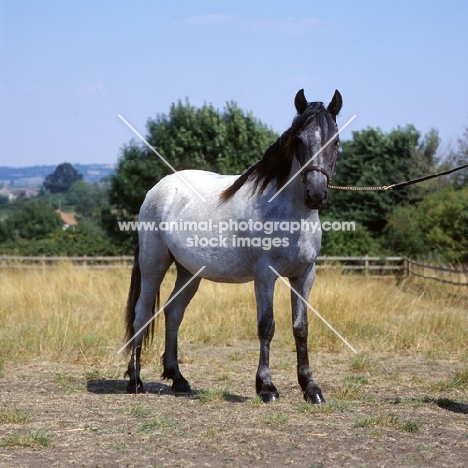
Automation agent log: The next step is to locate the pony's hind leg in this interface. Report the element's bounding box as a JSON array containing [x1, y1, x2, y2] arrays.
[[162, 262, 201, 396], [289, 265, 325, 404], [125, 240, 173, 394], [126, 277, 160, 393], [126, 343, 143, 394]]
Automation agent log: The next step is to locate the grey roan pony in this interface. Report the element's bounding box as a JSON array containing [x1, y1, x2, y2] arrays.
[[124, 89, 343, 403]]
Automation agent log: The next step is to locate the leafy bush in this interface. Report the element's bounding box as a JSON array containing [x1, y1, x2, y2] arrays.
[[66, 180, 107, 217], [325, 125, 441, 235], [0, 219, 127, 256], [384, 187, 468, 263], [0, 201, 61, 242], [320, 219, 380, 256]]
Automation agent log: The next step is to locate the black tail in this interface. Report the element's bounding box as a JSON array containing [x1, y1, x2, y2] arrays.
[[124, 244, 157, 354]]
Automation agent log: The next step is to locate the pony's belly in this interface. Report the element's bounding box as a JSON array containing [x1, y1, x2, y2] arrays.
[[171, 246, 256, 283], [198, 268, 255, 284], [168, 237, 317, 283]]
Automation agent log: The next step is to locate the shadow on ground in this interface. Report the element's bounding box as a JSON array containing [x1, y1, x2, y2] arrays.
[[192, 390, 249, 403], [86, 379, 173, 395], [86, 380, 249, 402], [388, 396, 468, 414], [433, 398, 468, 414]]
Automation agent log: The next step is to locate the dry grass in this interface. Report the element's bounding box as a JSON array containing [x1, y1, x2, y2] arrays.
[[0, 265, 467, 367]]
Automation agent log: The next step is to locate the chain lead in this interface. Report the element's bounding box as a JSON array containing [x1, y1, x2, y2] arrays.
[[327, 184, 396, 191]]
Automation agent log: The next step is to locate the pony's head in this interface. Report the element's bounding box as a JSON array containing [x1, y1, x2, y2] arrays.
[[287, 89, 342, 209], [220, 89, 342, 209]]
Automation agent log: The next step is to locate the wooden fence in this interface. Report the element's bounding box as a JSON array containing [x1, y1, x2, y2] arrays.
[[315, 256, 405, 276], [0, 255, 134, 269], [406, 258, 468, 286], [1, 255, 467, 286]]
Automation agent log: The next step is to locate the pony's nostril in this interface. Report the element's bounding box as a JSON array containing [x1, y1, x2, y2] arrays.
[[305, 188, 328, 209]]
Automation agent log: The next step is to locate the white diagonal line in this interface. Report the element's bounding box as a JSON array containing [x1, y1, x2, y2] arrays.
[[117, 265, 206, 354], [269, 266, 357, 353], [118, 114, 206, 202], [268, 114, 356, 203]]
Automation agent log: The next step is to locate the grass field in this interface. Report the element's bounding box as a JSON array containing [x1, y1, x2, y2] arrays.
[[0, 264, 467, 366], [1, 265, 467, 467]]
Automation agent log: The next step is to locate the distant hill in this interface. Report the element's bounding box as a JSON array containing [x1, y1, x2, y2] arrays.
[[0, 164, 116, 187]]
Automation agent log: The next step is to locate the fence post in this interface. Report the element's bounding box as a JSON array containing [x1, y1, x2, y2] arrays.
[[364, 255, 369, 277]]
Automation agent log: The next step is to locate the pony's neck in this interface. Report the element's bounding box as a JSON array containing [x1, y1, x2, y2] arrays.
[[281, 157, 305, 203]]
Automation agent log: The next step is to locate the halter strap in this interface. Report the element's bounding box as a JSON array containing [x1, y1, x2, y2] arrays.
[[300, 166, 333, 185]]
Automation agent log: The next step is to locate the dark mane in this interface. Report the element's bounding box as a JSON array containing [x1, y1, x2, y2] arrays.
[[220, 101, 335, 201]]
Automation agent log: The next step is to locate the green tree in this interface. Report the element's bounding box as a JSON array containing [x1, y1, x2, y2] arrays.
[[320, 219, 380, 256], [447, 126, 468, 188], [0, 219, 125, 256], [325, 125, 441, 235], [66, 180, 106, 217], [382, 204, 427, 258], [0, 201, 61, 241], [384, 187, 468, 263], [43, 163, 83, 193], [109, 100, 278, 216]]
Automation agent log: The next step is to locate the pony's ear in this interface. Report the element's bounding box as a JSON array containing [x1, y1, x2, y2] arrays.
[[294, 89, 308, 114], [327, 90, 342, 119]]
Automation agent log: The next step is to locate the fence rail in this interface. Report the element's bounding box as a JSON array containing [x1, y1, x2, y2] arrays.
[[315, 256, 404, 275], [0, 255, 134, 269], [406, 258, 468, 286], [1, 254, 467, 286]]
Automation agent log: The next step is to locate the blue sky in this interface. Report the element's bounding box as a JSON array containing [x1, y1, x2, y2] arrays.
[[1, 0, 467, 167]]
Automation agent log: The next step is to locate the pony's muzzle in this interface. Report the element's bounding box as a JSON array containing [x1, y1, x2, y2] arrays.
[[303, 170, 328, 209]]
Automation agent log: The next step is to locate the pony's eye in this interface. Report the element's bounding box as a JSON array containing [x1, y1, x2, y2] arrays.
[[335, 140, 340, 148]]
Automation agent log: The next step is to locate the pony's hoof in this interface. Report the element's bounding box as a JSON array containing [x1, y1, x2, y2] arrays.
[[126, 381, 145, 394], [172, 382, 193, 396], [304, 390, 325, 404], [260, 391, 280, 403]]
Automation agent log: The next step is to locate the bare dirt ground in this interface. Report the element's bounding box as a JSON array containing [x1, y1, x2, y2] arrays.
[[1, 342, 467, 468]]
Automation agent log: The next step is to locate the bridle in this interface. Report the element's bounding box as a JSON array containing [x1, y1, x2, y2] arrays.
[[300, 165, 333, 186], [298, 138, 339, 187]]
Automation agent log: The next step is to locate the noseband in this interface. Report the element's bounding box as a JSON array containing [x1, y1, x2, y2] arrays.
[[300, 165, 333, 185]]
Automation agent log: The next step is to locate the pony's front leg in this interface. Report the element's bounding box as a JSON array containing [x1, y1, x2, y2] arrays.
[[289, 264, 325, 404], [254, 269, 279, 402]]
